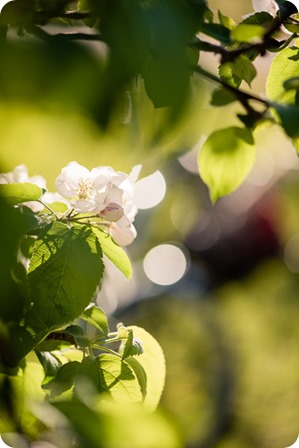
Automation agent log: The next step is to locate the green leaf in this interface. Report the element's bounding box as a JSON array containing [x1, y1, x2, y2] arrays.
[[241, 11, 274, 25], [273, 103, 299, 138], [125, 356, 147, 400], [2, 324, 49, 367], [0, 182, 43, 206], [44, 361, 80, 401], [198, 127, 255, 203], [266, 47, 299, 104], [92, 227, 132, 279], [97, 354, 143, 403], [127, 326, 166, 411], [219, 63, 241, 88], [211, 88, 236, 106], [80, 304, 109, 337], [199, 23, 231, 43], [232, 24, 265, 43], [75, 356, 102, 393], [218, 10, 235, 31], [27, 222, 104, 331], [35, 351, 62, 385], [229, 55, 257, 87]]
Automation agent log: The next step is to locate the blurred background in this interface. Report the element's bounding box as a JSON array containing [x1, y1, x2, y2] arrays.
[[1, 0, 299, 447]]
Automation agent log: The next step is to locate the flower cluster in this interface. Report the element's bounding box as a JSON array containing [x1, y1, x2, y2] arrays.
[[55, 161, 140, 246], [0, 162, 145, 246]]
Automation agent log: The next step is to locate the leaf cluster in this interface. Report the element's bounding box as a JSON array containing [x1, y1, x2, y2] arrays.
[[0, 183, 166, 445]]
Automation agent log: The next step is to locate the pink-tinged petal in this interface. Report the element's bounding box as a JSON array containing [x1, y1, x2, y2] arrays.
[[109, 219, 137, 246], [100, 203, 124, 222]]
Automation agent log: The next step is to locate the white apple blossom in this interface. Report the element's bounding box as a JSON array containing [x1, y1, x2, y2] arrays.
[[55, 161, 166, 246], [0, 164, 46, 189], [55, 161, 110, 212]]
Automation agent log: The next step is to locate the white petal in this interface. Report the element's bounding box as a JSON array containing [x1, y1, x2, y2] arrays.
[[105, 184, 123, 205], [28, 175, 47, 189], [134, 170, 166, 209], [71, 198, 97, 213], [129, 164, 142, 183], [55, 162, 90, 197], [252, 0, 278, 14], [13, 165, 29, 182], [109, 220, 137, 246]]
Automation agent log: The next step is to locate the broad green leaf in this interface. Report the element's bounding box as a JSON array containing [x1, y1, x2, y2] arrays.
[[199, 23, 231, 43], [219, 63, 241, 88], [266, 47, 299, 104], [81, 304, 109, 337], [229, 55, 257, 87], [27, 222, 104, 330], [0, 182, 43, 205], [128, 326, 166, 411], [75, 356, 102, 393], [273, 103, 299, 138], [44, 361, 80, 401], [198, 127, 255, 203], [232, 24, 265, 43], [92, 227, 132, 279], [35, 351, 62, 385], [2, 324, 49, 367], [241, 11, 274, 25], [125, 357, 147, 400], [97, 354, 143, 403], [211, 88, 236, 106]]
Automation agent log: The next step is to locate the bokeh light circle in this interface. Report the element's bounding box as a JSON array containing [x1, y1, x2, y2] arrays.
[[134, 171, 166, 209], [143, 244, 188, 286]]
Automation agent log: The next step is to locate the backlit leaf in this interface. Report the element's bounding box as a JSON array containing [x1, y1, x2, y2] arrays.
[[0, 182, 43, 205], [128, 326, 166, 411], [92, 227, 132, 279], [97, 354, 143, 403], [198, 127, 255, 203]]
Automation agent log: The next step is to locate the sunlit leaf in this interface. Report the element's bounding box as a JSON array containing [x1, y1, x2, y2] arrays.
[[266, 47, 299, 104], [219, 63, 241, 88], [125, 356, 147, 400], [27, 222, 104, 330], [97, 354, 143, 403], [128, 326, 166, 411], [198, 127, 255, 203], [44, 361, 80, 401], [232, 24, 265, 43], [229, 55, 257, 87], [92, 227, 132, 279], [80, 304, 109, 337], [0, 182, 43, 205]]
